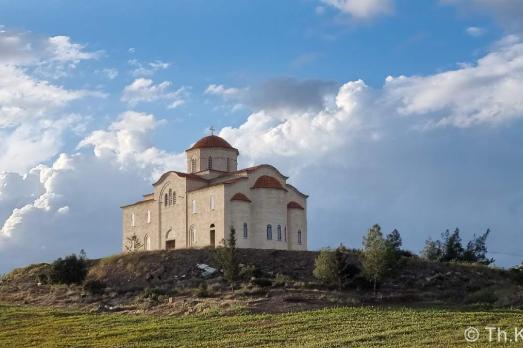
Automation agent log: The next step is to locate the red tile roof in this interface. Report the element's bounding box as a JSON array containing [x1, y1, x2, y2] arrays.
[[251, 175, 287, 191], [186, 135, 239, 153], [230, 192, 252, 202], [153, 171, 208, 186], [287, 201, 305, 210]]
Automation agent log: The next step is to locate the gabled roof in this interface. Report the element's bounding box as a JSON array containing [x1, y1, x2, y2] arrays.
[[153, 171, 208, 186], [228, 164, 289, 179], [230, 192, 252, 202]]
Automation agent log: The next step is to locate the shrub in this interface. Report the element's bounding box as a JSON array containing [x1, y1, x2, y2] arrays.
[[250, 277, 273, 287], [195, 282, 209, 297], [83, 280, 106, 295], [464, 288, 498, 305], [273, 273, 291, 287], [49, 251, 88, 285], [142, 287, 167, 301], [313, 245, 359, 291], [239, 264, 262, 280]]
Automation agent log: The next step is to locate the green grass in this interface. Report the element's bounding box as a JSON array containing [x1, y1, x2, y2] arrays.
[[1, 304, 523, 347]]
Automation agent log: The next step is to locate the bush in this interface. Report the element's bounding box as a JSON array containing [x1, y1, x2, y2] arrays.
[[83, 280, 106, 295], [464, 288, 498, 305], [49, 251, 88, 285], [313, 245, 359, 290], [273, 273, 291, 287], [195, 282, 209, 297], [215, 227, 239, 289], [250, 277, 273, 287], [239, 264, 262, 280], [142, 287, 167, 301]]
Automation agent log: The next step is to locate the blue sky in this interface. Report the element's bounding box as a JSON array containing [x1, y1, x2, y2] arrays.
[[0, 0, 522, 272]]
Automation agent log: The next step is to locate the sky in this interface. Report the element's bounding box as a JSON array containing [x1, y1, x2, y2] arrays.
[[0, 0, 523, 273]]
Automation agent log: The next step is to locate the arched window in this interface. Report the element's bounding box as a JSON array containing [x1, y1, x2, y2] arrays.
[[266, 224, 272, 240], [208, 156, 213, 170], [131, 213, 135, 227], [277, 225, 282, 241], [192, 200, 197, 214], [189, 225, 196, 246], [210, 195, 215, 210], [191, 158, 196, 173], [284, 226, 287, 241], [169, 189, 172, 206], [147, 210, 151, 224], [298, 230, 302, 244], [243, 223, 248, 239], [172, 191, 176, 205], [164, 194, 168, 207], [144, 235, 151, 251]]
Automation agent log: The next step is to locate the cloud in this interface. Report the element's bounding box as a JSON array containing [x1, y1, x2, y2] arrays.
[[466, 26, 486, 37], [128, 59, 170, 77], [321, 0, 394, 19], [100, 68, 119, 80], [0, 111, 184, 273], [45, 35, 102, 64], [205, 84, 243, 98], [121, 78, 187, 108]]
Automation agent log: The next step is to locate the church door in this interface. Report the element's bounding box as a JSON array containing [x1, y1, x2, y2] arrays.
[[166, 240, 176, 250], [210, 230, 215, 248]]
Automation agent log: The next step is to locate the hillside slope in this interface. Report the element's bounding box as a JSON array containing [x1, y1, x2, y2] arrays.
[[1, 249, 521, 314]]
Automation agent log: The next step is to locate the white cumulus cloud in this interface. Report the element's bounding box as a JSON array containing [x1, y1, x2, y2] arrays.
[[321, 0, 394, 19], [121, 78, 187, 108]]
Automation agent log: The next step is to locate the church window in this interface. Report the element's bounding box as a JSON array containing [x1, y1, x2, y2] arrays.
[[266, 224, 272, 240], [284, 226, 287, 241], [208, 156, 213, 170], [298, 230, 302, 244], [131, 213, 135, 227], [210, 195, 215, 210], [192, 200, 197, 214], [277, 225, 282, 241], [191, 158, 196, 173], [147, 210, 151, 224], [169, 189, 172, 206], [164, 194, 168, 207], [243, 223, 248, 239], [189, 225, 196, 246], [172, 192, 176, 205], [226, 158, 230, 171], [144, 235, 151, 251]]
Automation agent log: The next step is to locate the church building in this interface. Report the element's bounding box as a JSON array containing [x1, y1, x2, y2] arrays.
[[121, 134, 308, 252]]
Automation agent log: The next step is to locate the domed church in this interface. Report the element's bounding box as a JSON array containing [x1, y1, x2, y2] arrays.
[[121, 134, 308, 252]]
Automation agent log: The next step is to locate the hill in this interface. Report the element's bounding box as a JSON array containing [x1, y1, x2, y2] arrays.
[[0, 248, 522, 314]]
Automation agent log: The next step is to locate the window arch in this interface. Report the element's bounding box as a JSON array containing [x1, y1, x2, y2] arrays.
[[172, 191, 176, 205], [191, 158, 196, 172], [164, 194, 168, 207], [298, 230, 302, 244], [266, 224, 272, 240], [131, 213, 135, 227], [208, 156, 213, 170], [169, 189, 172, 206], [277, 225, 282, 241], [284, 226, 287, 241], [192, 199, 197, 214], [210, 195, 215, 210], [243, 223, 248, 239], [147, 210, 151, 224]]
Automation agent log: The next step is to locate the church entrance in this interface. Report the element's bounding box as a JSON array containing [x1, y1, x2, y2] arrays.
[[166, 240, 176, 250]]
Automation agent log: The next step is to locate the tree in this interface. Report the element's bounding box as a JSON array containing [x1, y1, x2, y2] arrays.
[[215, 226, 239, 291], [125, 234, 143, 252], [313, 245, 359, 291], [385, 229, 402, 252], [421, 238, 443, 261], [440, 228, 464, 262], [463, 229, 494, 265], [362, 224, 390, 296]]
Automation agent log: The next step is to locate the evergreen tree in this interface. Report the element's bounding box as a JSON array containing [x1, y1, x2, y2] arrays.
[[362, 224, 390, 296], [441, 228, 464, 262], [215, 226, 239, 291], [421, 238, 443, 261], [463, 229, 494, 265]]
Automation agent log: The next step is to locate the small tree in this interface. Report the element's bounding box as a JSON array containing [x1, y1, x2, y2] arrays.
[[385, 229, 402, 252], [49, 251, 88, 285], [362, 224, 390, 296], [215, 226, 239, 291], [441, 228, 464, 262], [421, 238, 443, 261], [463, 229, 494, 265], [313, 245, 357, 291], [125, 234, 143, 252]]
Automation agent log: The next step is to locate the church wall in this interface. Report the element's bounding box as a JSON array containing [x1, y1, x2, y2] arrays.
[[186, 148, 238, 173], [224, 180, 252, 248], [186, 185, 225, 248], [121, 199, 156, 252], [285, 187, 308, 250], [156, 174, 188, 250]]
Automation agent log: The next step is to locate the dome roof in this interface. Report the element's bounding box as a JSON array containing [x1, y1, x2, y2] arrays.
[[187, 135, 238, 153], [230, 193, 252, 202], [251, 175, 286, 191]]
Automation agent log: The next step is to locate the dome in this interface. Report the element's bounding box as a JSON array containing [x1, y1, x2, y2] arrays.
[[187, 135, 237, 152], [251, 175, 286, 191]]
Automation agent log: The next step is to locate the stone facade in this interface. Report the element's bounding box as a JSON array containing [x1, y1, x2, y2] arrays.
[[121, 135, 308, 252]]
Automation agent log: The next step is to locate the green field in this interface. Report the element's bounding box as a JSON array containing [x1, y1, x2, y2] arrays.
[[1, 305, 522, 347]]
